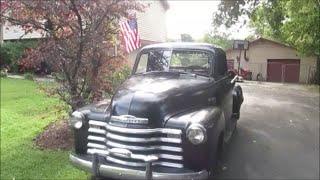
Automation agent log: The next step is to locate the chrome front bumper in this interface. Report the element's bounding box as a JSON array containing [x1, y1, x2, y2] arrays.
[[70, 153, 208, 180]]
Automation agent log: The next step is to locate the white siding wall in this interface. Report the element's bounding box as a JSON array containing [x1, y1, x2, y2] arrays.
[[137, 1, 167, 43], [226, 40, 317, 83], [3, 23, 43, 40], [3, 1, 167, 43], [127, 1, 167, 66]]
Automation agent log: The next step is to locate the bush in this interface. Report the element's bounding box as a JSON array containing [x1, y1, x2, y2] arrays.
[[24, 73, 34, 80], [107, 65, 131, 95], [0, 40, 38, 73], [0, 69, 8, 78]]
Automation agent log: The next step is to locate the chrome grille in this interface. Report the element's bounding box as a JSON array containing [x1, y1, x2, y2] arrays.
[[86, 118, 184, 168]]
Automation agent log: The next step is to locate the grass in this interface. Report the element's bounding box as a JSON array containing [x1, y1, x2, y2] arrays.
[[1, 78, 87, 179]]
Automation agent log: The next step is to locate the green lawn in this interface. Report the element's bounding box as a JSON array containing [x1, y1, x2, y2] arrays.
[[1, 78, 87, 179]]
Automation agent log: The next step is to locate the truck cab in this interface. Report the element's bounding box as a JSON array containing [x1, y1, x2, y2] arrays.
[[69, 42, 244, 179]]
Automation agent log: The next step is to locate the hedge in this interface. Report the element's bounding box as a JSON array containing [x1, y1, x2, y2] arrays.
[[0, 40, 38, 73]]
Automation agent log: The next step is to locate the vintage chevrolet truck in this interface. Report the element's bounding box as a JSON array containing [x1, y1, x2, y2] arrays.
[[69, 43, 243, 180]]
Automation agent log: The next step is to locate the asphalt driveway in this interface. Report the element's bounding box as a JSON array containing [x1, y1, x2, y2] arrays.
[[216, 81, 319, 179]]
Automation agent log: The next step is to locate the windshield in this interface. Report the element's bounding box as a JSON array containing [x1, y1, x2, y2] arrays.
[[135, 50, 212, 76]]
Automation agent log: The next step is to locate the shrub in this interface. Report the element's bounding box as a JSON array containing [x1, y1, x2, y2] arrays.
[[0, 69, 8, 78], [0, 40, 38, 73], [24, 73, 34, 81], [107, 65, 131, 95]]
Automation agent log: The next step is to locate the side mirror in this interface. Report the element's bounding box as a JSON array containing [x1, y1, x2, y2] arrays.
[[228, 70, 236, 79], [228, 70, 238, 84]]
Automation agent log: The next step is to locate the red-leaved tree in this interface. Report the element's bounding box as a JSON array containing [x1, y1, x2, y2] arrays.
[[1, 0, 144, 111]]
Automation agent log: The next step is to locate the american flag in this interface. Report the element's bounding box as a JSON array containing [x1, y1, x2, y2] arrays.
[[119, 18, 141, 53]]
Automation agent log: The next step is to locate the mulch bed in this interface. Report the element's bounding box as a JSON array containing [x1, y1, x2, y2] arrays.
[[34, 120, 74, 150]]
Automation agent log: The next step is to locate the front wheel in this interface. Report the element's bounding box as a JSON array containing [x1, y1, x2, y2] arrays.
[[208, 132, 226, 177], [232, 121, 238, 138], [91, 175, 103, 180]]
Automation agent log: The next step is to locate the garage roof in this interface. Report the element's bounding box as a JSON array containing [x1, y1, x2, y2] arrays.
[[250, 37, 294, 50], [226, 37, 295, 52]]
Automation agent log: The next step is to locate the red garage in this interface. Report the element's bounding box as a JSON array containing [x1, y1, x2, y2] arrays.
[[267, 59, 300, 83]]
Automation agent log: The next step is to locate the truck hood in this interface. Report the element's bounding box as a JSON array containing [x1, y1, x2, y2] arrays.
[[110, 72, 212, 128]]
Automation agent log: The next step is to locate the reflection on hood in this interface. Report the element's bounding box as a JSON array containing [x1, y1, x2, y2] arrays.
[[110, 72, 212, 128]]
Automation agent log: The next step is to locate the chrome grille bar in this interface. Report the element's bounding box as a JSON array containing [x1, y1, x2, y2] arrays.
[[106, 132, 181, 144], [87, 148, 109, 155], [105, 123, 182, 135], [89, 120, 182, 135], [89, 120, 107, 127], [106, 156, 183, 168], [87, 142, 107, 149], [158, 154, 183, 161], [87, 118, 184, 169], [87, 148, 183, 161], [87, 120, 181, 135], [106, 140, 183, 152], [88, 128, 106, 134], [87, 135, 106, 142]]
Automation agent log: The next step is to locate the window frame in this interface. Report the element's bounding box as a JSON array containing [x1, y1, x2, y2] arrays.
[[132, 48, 214, 77]]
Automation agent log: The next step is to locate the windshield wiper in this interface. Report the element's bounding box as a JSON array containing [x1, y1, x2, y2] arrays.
[[172, 71, 197, 78], [181, 71, 211, 78], [170, 66, 209, 77]]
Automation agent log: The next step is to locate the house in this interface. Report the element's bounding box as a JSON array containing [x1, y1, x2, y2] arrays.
[[226, 37, 317, 83], [127, 1, 169, 65], [1, 1, 169, 65]]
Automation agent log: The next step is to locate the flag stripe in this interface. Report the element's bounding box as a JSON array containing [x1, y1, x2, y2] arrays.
[[119, 18, 141, 53], [120, 22, 133, 52], [121, 22, 134, 52], [123, 23, 134, 52], [123, 22, 137, 50]]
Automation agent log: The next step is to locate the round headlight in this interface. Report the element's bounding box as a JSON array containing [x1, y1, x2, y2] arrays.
[[186, 124, 206, 145], [70, 111, 84, 129]]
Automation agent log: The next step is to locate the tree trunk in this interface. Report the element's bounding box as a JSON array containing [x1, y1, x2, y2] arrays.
[[0, 23, 4, 44], [316, 55, 320, 85]]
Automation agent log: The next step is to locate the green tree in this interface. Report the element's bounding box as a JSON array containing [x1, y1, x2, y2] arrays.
[[181, 34, 194, 42], [202, 32, 232, 50], [213, 0, 320, 83], [212, 0, 258, 28], [280, 0, 320, 57], [250, 0, 286, 40]]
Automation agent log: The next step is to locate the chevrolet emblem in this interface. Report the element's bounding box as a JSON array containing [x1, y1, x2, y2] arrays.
[[110, 115, 148, 124]]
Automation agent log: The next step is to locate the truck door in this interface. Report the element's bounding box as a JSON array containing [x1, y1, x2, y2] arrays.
[[213, 50, 235, 135]]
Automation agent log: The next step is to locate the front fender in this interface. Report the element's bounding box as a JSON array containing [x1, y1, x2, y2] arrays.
[[72, 100, 111, 154], [233, 85, 244, 118], [165, 106, 225, 170], [164, 106, 224, 132]]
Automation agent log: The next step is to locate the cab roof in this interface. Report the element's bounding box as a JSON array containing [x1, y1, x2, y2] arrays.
[[141, 42, 223, 53]]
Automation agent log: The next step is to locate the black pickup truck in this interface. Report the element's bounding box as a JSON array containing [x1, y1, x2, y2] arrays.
[[69, 42, 244, 180]]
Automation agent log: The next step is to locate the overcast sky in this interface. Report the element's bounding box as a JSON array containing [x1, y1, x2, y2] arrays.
[[166, 1, 254, 40]]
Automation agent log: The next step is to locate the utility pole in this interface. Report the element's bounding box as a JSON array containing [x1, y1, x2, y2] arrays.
[[237, 49, 242, 75]]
